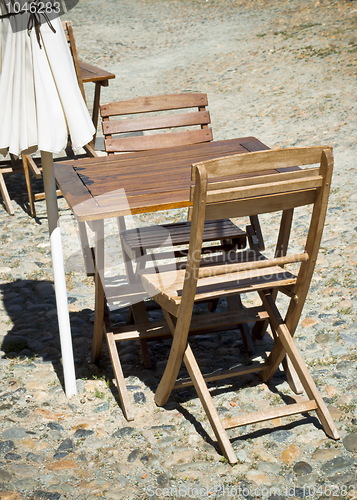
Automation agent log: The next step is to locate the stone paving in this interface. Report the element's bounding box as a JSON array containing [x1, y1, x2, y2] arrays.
[[0, 0, 356, 498]]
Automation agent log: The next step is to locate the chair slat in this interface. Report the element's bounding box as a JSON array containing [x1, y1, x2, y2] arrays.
[[102, 110, 211, 135], [105, 129, 213, 152], [206, 176, 323, 204], [192, 146, 332, 179], [205, 189, 317, 220], [100, 93, 209, 117], [198, 252, 308, 279], [222, 400, 318, 429], [206, 167, 320, 192]]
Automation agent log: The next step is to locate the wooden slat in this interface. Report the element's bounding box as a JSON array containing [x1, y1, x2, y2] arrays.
[[121, 219, 244, 250], [34, 189, 61, 201], [100, 93, 209, 117], [0, 167, 13, 174], [174, 362, 266, 389], [221, 400, 318, 429], [191, 167, 320, 199], [206, 176, 322, 204], [197, 252, 308, 279], [192, 146, 332, 180], [105, 129, 213, 152], [141, 264, 297, 314], [111, 306, 270, 342], [103, 111, 211, 135], [205, 189, 317, 220], [53, 163, 97, 214], [79, 60, 115, 83]]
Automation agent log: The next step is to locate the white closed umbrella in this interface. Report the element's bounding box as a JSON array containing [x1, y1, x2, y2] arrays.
[[0, 6, 95, 396]]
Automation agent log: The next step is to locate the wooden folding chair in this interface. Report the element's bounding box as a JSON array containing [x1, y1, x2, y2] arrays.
[[62, 20, 115, 135], [138, 146, 339, 463], [100, 93, 263, 255], [92, 93, 263, 369]]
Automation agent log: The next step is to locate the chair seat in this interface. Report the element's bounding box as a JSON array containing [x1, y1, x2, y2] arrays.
[[120, 218, 246, 259], [141, 249, 297, 314]]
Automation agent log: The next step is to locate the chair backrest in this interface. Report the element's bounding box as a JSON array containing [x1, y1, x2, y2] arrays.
[[100, 93, 213, 153], [182, 146, 333, 313], [61, 20, 86, 102]]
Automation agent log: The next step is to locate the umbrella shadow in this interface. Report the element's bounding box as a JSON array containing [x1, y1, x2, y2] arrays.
[[0, 279, 95, 389]]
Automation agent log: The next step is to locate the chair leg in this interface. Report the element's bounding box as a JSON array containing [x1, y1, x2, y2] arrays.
[[155, 309, 238, 463], [22, 156, 36, 217], [130, 301, 152, 368], [0, 170, 14, 215], [226, 295, 253, 354], [106, 331, 135, 421], [257, 289, 304, 394], [155, 311, 190, 407], [183, 344, 238, 464], [261, 293, 339, 440], [281, 356, 304, 395]]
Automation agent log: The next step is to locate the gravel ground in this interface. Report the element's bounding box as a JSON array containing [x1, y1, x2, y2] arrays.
[[0, 0, 356, 498]]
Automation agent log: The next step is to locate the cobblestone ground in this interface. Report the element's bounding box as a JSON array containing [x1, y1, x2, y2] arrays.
[[0, 0, 356, 498]]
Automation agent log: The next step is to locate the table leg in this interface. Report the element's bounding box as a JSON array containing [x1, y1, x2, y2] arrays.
[[91, 221, 106, 364]]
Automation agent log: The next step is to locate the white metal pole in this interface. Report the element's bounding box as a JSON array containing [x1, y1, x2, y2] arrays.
[[41, 151, 77, 397]]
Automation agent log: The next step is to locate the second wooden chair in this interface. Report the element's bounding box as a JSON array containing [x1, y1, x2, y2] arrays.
[[91, 93, 264, 375]]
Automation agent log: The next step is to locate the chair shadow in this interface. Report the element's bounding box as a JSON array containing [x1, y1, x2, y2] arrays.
[[102, 302, 326, 451], [1, 281, 324, 451], [167, 403, 322, 459], [1, 170, 46, 221], [0, 279, 95, 390]]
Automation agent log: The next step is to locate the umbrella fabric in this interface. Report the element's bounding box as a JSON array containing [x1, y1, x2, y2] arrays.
[[0, 8, 96, 396], [0, 13, 95, 156]]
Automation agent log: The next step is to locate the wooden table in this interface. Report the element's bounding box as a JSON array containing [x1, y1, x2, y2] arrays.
[[55, 137, 269, 222], [55, 136, 271, 350], [79, 60, 115, 134], [55, 137, 306, 417]]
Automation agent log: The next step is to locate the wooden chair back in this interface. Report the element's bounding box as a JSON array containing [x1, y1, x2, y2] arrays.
[[61, 20, 86, 102], [182, 146, 333, 314], [100, 93, 213, 153]]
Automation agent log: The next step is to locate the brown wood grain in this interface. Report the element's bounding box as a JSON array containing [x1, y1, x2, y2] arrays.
[[79, 60, 115, 83], [54, 137, 268, 220]]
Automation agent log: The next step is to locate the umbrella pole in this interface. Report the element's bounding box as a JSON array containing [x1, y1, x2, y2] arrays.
[[41, 151, 77, 397]]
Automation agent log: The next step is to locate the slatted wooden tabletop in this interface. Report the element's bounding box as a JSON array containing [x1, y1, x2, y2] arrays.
[[54, 137, 269, 221]]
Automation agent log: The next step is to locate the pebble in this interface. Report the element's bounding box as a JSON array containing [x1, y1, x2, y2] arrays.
[[0, 0, 356, 498], [2, 428, 29, 440], [0, 441, 15, 454], [293, 461, 313, 475], [343, 433, 357, 453], [321, 456, 355, 475]]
